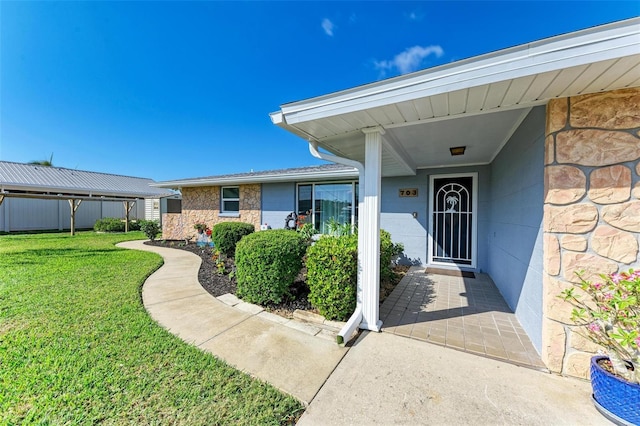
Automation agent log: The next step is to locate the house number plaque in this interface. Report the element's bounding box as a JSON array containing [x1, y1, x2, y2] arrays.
[[399, 188, 418, 197]]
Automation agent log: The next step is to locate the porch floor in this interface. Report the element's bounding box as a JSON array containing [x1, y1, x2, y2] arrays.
[[380, 267, 546, 370]]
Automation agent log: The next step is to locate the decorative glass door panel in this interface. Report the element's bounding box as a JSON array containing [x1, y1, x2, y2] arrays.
[[430, 175, 475, 267]]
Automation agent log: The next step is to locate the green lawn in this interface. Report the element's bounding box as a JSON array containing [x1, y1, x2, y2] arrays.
[[0, 232, 303, 425]]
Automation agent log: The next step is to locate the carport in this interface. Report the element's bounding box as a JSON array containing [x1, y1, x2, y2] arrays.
[[0, 161, 173, 235]]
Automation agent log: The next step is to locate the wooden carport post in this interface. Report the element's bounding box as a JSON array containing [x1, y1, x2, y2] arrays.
[[68, 198, 82, 236], [123, 200, 135, 233]]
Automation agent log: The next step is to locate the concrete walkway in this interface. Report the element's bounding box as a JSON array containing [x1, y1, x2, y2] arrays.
[[120, 240, 609, 425], [297, 332, 607, 425], [117, 240, 348, 405]]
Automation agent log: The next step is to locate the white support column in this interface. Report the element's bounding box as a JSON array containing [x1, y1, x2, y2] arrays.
[[360, 126, 384, 331]]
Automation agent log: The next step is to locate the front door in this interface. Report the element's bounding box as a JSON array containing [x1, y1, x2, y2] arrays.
[[429, 173, 477, 268]]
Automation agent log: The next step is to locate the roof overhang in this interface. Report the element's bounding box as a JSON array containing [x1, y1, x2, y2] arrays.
[[152, 167, 359, 189], [0, 191, 143, 203], [0, 183, 166, 199], [271, 18, 640, 177]]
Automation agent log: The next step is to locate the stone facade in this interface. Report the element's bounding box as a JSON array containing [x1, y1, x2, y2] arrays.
[[161, 184, 261, 240], [543, 87, 640, 377], [161, 212, 183, 240]]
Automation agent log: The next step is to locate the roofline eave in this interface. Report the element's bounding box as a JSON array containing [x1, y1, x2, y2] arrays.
[[152, 168, 360, 189], [0, 183, 169, 199]]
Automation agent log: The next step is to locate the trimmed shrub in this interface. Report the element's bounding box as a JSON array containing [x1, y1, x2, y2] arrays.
[[139, 220, 161, 241], [93, 218, 142, 232], [306, 234, 358, 321], [211, 222, 255, 256], [235, 229, 306, 305], [380, 229, 404, 281], [306, 229, 404, 321], [94, 217, 126, 232]]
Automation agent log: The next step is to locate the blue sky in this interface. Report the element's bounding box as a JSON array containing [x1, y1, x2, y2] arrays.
[[1, 1, 638, 182]]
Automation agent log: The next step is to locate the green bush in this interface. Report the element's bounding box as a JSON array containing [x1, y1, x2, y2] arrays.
[[94, 217, 125, 232], [306, 229, 404, 321], [235, 230, 307, 305], [380, 229, 404, 281], [211, 222, 255, 256], [139, 220, 161, 241], [306, 234, 358, 321], [93, 218, 142, 233], [128, 220, 142, 231], [297, 223, 318, 244]]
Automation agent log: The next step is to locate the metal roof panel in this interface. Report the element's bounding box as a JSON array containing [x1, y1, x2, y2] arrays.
[[0, 161, 172, 198]]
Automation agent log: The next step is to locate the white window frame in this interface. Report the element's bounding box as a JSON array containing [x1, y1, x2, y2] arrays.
[[221, 186, 240, 215], [295, 181, 358, 233]]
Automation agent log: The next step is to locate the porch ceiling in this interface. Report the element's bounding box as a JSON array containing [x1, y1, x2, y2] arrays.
[[271, 18, 640, 177]]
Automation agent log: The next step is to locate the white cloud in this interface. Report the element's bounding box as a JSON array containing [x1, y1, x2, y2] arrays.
[[321, 18, 334, 36], [374, 45, 444, 75], [407, 11, 423, 21]]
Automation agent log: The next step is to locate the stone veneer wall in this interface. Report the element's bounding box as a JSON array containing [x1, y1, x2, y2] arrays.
[[542, 87, 640, 379], [161, 184, 261, 240], [161, 213, 182, 240]]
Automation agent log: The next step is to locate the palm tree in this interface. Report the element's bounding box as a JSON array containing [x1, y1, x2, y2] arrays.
[[445, 195, 458, 212], [29, 153, 54, 167]]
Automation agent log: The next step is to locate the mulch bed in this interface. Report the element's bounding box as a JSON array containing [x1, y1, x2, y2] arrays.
[[144, 239, 407, 319]]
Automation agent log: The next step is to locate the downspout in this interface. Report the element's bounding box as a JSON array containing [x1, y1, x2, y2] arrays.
[[308, 141, 364, 345]]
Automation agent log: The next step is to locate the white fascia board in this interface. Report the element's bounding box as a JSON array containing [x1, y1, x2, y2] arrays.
[[279, 19, 640, 125], [269, 111, 284, 125], [152, 169, 360, 188], [270, 110, 320, 141]]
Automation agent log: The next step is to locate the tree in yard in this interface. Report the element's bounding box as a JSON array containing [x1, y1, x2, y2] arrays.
[[29, 153, 54, 166]]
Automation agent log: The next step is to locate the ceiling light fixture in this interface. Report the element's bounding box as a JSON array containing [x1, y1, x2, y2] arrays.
[[449, 146, 466, 156]]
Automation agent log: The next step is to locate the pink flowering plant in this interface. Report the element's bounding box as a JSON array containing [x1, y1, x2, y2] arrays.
[[560, 269, 640, 383]]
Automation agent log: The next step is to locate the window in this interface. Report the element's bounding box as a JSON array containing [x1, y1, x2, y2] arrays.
[[166, 198, 182, 213], [221, 187, 240, 213], [297, 182, 358, 233]]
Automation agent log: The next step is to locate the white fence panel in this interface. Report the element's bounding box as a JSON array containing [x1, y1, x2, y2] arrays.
[[75, 200, 102, 229], [135, 201, 145, 219], [0, 197, 150, 232], [101, 201, 126, 219], [9, 198, 59, 231], [0, 200, 6, 232]]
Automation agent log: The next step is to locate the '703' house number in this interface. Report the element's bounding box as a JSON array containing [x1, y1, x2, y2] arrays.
[[399, 188, 418, 197]]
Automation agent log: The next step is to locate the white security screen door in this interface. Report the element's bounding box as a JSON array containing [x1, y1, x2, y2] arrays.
[[429, 173, 477, 268]]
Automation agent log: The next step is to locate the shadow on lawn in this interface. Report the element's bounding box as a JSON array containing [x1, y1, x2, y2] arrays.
[[8, 248, 121, 265]]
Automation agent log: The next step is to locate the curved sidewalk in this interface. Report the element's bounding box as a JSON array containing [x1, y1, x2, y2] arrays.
[[120, 240, 606, 425], [117, 240, 348, 405]]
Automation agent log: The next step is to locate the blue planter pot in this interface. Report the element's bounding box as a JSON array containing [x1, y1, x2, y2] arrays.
[[590, 356, 640, 425]]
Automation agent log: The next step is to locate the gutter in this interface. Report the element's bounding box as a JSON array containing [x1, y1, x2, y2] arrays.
[[308, 141, 364, 345]]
